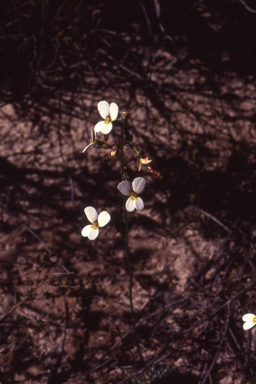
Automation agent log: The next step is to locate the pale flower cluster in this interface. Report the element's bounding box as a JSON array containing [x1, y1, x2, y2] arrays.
[[81, 101, 147, 240]]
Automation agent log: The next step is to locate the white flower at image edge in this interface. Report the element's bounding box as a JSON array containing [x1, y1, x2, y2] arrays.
[[242, 313, 256, 330], [117, 177, 146, 212], [94, 100, 119, 135], [81, 206, 110, 240]]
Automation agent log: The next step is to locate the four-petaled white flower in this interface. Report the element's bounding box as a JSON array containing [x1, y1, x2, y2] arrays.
[[242, 313, 256, 330], [94, 100, 119, 135], [81, 206, 110, 240], [117, 177, 146, 212]]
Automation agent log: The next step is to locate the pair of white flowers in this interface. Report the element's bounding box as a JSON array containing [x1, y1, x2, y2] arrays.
[[81, 177, 146, 240]]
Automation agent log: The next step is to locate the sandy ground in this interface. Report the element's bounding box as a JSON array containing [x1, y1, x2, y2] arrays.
[[1, 8, 256, 382]]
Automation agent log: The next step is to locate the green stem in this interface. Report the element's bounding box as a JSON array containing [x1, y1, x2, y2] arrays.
[[120, 121, 151, 383], [124, 209, 135, 323], [120, 125, 126, 180]]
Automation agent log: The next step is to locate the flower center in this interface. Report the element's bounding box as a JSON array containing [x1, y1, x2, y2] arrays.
[[130, 193, 138, 201], [105, 117, 111, 124], [253, 317, 256, 323], [91, 222, 98, 230]]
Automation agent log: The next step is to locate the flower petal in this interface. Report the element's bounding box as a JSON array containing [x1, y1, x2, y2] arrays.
[[242, 313, 256, 322], [132, 177, 146, 194], [126, 197, 136, 212], [98, 211, 111, 227], [98, 101, 110, 119], [88, 227, 99, 240], [94, 121, 105, 133], [101, 122, 113, 135], [141, 157, 152, 165], [117, 180, 132, 196], [134, 197, 144, 210], [243, 322, 255, 330], [81, 224, 93, 237], [109, 102, 119, 121], [84, 206, 98, 223]]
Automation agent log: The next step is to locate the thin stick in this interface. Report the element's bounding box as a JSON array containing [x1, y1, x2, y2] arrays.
[[238, 0, 256, 13], [200, 302, 231, 384], [46, 300, 68, 384], [0, 280, 45, 323], [193, 205, 232, 234], [0, 199, 48, 250], [57, 95, 74, 202]]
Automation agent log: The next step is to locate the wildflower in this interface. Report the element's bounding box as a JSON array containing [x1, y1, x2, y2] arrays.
[[138, 156, 152, 171], [94, 100, 119, 135], [242, 313, 256, 330], [81, 206, 110, 240], [117, 177, 146, 212]]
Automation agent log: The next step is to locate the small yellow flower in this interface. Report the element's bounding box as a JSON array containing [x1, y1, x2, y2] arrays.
[[138, 157, 152, 171]]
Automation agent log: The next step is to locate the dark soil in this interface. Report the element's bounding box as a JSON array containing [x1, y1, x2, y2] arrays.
[[1, 1, 256, 383]]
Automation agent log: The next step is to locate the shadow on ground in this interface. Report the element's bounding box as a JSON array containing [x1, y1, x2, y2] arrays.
[[1, 1, 256, 383]]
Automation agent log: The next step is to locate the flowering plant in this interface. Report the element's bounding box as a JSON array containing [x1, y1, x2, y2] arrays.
[[81, 100, 161, 379], [81, 100, 161, 239], [81, 100, 161, 241]]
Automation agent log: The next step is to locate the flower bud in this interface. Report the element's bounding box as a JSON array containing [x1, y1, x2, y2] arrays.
[[121, 111, 129, 121], [148, 166, 161, 178], [110, 148, 119, 157]]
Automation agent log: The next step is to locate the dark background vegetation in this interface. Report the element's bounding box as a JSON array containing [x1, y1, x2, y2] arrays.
[[1, 0, 256, 106], [1, 0, 256, 383]]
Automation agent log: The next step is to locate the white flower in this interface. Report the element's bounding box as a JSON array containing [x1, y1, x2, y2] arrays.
[[94, 100, 119, 135], [81, 206, 110, 240], [117, 177, 146, 212], [242, 313, 256, 330]]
